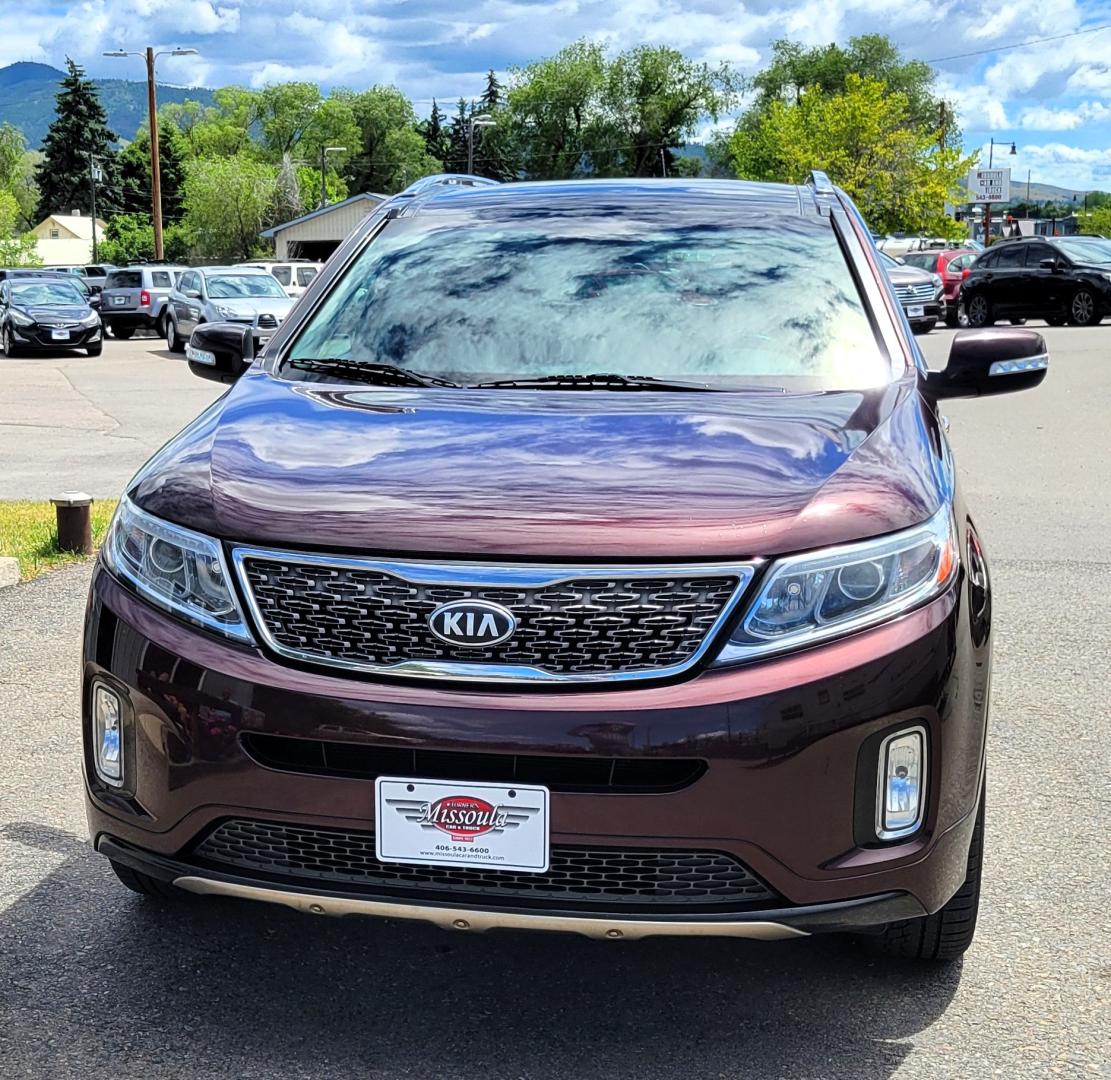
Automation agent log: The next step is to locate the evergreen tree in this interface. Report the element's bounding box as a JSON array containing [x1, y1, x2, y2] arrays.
[[118, 122, 187, 223], [419, 99, 449, 164], [35, 58, 121, 220], [445, 98, 471, 173], [479, 70, 503, 113]]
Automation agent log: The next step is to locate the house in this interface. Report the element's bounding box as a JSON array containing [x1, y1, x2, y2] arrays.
[[31, 212, 107, 265], [260, 193, 387, 260]]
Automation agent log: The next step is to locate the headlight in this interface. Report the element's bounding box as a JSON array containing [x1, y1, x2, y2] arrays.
[[102, 497, 254, 643], [214, 304, 236, 318], [82, 310, 101, 325], [10, 309, 34, 327], [930, 273, 943, 292], [714, 505, 957, 665]]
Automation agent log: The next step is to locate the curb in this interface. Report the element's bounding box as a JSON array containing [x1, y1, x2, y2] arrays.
[[0, 556, 19, 589]]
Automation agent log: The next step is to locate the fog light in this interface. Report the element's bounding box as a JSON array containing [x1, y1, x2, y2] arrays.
[[876, 726, 925, 840], [93, 684, 123, 787]]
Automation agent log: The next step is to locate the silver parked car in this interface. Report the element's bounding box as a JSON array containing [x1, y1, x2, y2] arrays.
[[101, 265, 188, 339], [166, 266, 294, 353]]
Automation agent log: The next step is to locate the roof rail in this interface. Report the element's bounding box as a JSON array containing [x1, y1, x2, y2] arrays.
[[395, 173, 500, 198], [807, 170, 835, 194]]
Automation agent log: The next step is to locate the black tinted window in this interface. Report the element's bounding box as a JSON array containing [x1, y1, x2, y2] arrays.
[[1023, 244, 1056, 267], [106, 270, 141, 289], [993, 245, 1026, 268], [290, 214, 889, 388]]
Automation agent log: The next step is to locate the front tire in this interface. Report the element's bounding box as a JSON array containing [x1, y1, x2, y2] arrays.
[[1, 324, 20, 357], [1068, 288, 1099, 326], [910, 320, 934, 335], [113, 326, 135, 340], [964, 294, 992, 328], [870, 785, 984, 962], [166, 318, 185, 353], [109, 859, 188, 901], [86, 342, 103, 357], [156, 311, 169, 338]]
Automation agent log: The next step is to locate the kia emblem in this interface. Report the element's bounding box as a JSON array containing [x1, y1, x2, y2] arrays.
[[427, 600, 517, 647]]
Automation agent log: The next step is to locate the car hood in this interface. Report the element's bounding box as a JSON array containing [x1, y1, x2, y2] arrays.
[[129, 371, 947, 559], [208, 296, 293, 318], [24, 305, 92, 320], [884, 264, 934, 286]]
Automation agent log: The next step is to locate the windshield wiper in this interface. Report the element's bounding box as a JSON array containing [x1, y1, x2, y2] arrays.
[[470, 372, 722, 392], [285, 357, 460, 388]]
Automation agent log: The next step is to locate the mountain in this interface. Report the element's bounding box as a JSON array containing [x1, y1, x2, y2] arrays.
[[0, 62, 215, 148]]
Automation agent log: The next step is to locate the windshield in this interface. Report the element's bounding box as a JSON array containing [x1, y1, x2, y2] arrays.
[[1055, 237, 1111, 264], [207, 274, 287, 299], [288, 214, 889, 389], [11, 282, 86, 306]]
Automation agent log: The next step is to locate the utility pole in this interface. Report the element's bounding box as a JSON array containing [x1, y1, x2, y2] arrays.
[[146, 47, 163, 260], [104, 46, 198, 261], [660, 148, 668, 177], [318, 146, 346, 210], [87, 155, 100, 263]]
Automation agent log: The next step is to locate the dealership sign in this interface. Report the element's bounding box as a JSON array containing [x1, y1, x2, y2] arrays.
[[968, 168, 1011, 203]]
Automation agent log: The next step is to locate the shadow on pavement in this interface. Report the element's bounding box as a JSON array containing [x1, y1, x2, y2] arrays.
[[1, 823, 960, 1080]]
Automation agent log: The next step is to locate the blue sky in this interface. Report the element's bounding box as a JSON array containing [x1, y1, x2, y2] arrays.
[[5, 0, 1111, 190]]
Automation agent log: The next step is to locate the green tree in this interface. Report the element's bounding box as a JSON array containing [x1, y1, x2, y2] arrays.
[[118, 122, 187, 222], [1079, 207, 1111, 237], [505, 41, 608, 180], [182, 153, 278, 260], [445, 98, 471, 173], [346, 86, 441, 193], [256, 83, 359, 165], [730, 75, 973, 236], [163, 86, 260, 159], [35, 58, 121, 220], [0, 123, 24, 190], [595, 46, 739, 176], [419, 99, 450, 165], [97, 212, 192, 264], [749, 35, 942, 130], [0, 189, 41, 266]]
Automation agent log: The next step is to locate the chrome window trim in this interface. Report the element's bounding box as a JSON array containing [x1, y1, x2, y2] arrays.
[[231, 546, 759, 685]]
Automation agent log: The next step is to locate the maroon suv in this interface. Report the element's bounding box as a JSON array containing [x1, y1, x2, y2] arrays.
[[83, 174, 1048, 961]]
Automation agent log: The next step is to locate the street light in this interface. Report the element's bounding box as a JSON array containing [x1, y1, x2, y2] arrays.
[[104, 46, 199, 260], [319, 146, 346, 210], [987, 137, 1017, 169], [467, 114, 495, 174]]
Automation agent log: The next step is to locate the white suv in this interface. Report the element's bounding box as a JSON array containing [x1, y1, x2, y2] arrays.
[[237, 261, 322, 299]]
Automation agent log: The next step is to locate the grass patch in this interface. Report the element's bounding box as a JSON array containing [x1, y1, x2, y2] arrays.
[[0, 499, 118, 582]]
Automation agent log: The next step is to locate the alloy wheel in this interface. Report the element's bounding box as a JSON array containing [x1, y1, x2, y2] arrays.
[[1071, 290, 1096, 325], [966, 295, 989, 327]]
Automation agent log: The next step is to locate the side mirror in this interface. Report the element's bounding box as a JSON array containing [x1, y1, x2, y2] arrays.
[[88, 294, 101, 309], [1039, 258, 1060, 271], [923, 328, 1048, 400], [186, 322, 254, 384], [183, 288, 201, 299], [895, 256, 907, 265]]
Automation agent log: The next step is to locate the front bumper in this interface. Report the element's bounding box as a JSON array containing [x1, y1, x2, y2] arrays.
[[899, 298, 944, 324], [84, 551, 989, 933], [103, 311, 159, 330], [98, 833, 927, 940], [10, 322, 101, 349]]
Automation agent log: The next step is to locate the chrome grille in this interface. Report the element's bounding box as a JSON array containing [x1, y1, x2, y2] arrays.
[[895, 282, 936, 303], [195, 820, 778, 907], [234, 550, 753, 683]]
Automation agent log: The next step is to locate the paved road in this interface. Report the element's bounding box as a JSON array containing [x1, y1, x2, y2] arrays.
[[1, 328, 1108, 1078], [0, 334, 223, 501]]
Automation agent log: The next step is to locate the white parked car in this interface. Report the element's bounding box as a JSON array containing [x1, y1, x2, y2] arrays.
[[237, 261, 323, 299]]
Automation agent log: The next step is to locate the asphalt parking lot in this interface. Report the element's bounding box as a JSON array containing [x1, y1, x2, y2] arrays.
[[1, 328, 1108, 1078]]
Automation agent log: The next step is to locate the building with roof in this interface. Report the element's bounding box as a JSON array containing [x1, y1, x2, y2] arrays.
[[260, 193, 387, 261], [31, 212, 107, 265]]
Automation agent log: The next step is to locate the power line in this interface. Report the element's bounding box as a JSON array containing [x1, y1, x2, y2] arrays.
[[922, 23, 1111, 63]]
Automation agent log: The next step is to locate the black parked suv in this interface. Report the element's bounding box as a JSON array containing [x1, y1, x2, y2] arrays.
[[960, 235, 1111, 327]]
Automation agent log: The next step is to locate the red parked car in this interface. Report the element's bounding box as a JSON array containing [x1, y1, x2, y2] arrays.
[[902, 249, 980, 325]]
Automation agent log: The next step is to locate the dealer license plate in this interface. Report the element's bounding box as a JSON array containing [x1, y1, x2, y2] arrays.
[[907, 304, 925, 318], [375, 777, 549, 873], [51, 329, 70, 340]]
